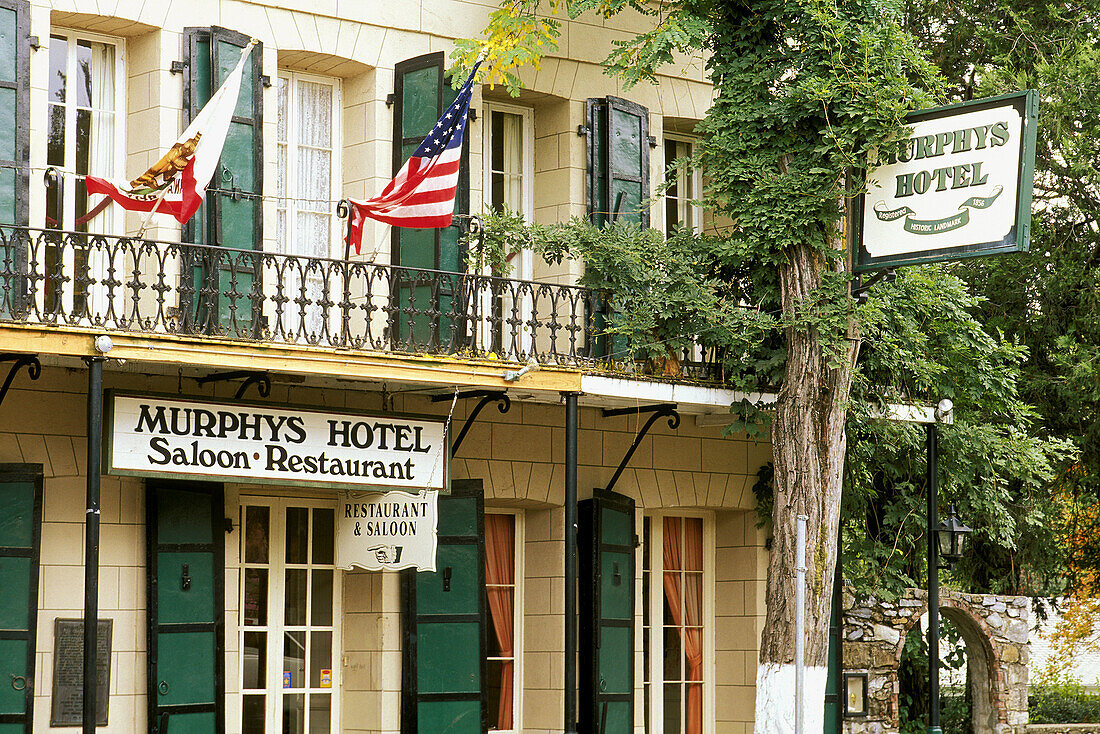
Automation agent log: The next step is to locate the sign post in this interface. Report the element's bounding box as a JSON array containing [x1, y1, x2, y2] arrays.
[[855, 90, 1038, 272]]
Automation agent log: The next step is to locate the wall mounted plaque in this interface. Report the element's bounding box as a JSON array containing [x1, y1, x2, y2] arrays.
[[50, 619, 112, 727]]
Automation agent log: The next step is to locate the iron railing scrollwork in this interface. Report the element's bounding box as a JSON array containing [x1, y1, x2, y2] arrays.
[[0, 226, 609, 366], [0, 225, 725, 379]]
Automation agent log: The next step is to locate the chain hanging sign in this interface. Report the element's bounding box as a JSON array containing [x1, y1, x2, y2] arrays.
[[105, 392, 447, 490], [854, 90, 1038, 273], [335, 490, 439, 571]]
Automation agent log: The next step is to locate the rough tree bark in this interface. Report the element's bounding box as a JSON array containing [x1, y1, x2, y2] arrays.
[[754, 219, 859, 734]]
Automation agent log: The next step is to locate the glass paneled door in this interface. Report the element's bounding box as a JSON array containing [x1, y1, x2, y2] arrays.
[[239, 500, 339, 734], [276, 71, 340, 341], [44, 29, 121, 317]]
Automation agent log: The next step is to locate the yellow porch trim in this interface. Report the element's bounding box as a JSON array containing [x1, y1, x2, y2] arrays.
[[0, 323, 585, 392]]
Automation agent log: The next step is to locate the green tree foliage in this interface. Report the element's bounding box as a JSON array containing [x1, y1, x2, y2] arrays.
[[844, 265, 1072, 598], [903, 0, 1100, 593], [461, 0, 1074, 608]]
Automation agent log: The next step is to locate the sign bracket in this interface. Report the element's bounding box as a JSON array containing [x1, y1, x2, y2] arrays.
[[431, 389, 511, 457], [851, 268, 897, 304], [0, 353, 41, 408], [601, 403, 680, 493], [195, 369, 271, 399]]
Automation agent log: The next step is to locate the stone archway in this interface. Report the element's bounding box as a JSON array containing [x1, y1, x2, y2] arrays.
[[842, 588, 1029, 734]]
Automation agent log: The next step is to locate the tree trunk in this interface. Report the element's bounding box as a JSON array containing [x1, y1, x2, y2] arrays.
[[755, 224, 859, 733]]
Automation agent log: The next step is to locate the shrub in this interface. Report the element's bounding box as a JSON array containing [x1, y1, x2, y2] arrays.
[[1029, 678, 1100, 724]]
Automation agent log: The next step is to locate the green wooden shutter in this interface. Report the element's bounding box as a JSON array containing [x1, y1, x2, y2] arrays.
[[0, 465, 41, 734], [0, 0, 29, 318], [390, 52, 469, 350], [401, 480, 486, 734], [586, 97, 650, 228], [182, 27, 263, 336], [578, 489, 636, 734], [585, 97, 649, 358], [0, 0, 27, 227], [146, 481, 225, 734]]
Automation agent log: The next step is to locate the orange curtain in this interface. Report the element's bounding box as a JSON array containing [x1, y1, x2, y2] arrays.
[[663, 517, 704, 734], [485, 514, 515, 730]]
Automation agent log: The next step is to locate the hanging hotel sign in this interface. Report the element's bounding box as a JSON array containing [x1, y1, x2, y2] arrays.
[[105, 393, 447, 490], [854, 90, 1038, 273], [335, 491, 439, 572]]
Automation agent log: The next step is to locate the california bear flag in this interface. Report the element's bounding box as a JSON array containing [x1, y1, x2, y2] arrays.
[[86, 39, 257, 225]]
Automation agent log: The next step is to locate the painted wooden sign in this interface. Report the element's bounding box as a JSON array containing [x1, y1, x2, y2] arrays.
[[855, 91, 1037, 272], [106, 393, 447, 490], [335, 491, 439, 572]]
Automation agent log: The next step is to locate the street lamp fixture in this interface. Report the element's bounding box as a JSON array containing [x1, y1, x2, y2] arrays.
[[937, 505, 972, 567]]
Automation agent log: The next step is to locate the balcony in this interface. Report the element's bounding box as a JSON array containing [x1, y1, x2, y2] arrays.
[[0, 226, 724, 383]]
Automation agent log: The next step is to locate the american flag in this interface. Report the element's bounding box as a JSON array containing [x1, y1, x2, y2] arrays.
[[346, 61, 481, 254]]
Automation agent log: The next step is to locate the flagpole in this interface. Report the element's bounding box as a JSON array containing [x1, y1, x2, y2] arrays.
[[135, 177, 174, 239]]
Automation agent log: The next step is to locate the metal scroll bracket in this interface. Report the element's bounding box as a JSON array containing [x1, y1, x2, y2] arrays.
[[601, 403, 680, 493], [195, 370, 272, 400], [431, 389, 511, 458], [0, 353, 41, 408], [851, 268, 897, 304]]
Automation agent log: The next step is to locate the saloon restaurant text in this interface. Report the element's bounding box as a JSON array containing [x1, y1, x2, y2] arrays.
[[106, 393, 448, 489]]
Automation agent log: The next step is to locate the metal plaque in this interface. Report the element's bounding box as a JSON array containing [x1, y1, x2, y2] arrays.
[[50, 619, 112, 727]]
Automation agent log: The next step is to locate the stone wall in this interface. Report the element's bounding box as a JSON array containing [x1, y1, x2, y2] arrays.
[[842, 587, 1030, 734]]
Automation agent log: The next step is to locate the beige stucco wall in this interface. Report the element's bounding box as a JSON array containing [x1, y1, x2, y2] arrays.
[[29, 0, 713, 261], [9, 2, 740, 731], [2, 362, 768, 733]]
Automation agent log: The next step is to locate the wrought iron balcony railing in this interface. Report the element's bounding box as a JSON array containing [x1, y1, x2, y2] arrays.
[[0, 226, 608, 364], [0, 226, 727, 379]]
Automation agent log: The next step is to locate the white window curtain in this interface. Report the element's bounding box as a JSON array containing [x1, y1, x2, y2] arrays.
[[276, 73, 339, 340], [490, 110, 524, 213]]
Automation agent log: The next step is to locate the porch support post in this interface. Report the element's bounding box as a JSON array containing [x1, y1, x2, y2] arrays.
[[83, 355, 106, 734], [563, 391, 579, 734], [927, 421, 941, 734]]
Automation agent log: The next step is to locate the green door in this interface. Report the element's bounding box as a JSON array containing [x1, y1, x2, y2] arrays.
[[183, 26, 263, 337], [402, 480, 486, 734], [0, 465, 41, 734], [146, 481, 225, 734], [390, 52, 469, 351], [579, 489, 636, 734], [0, 0, 29, 317]]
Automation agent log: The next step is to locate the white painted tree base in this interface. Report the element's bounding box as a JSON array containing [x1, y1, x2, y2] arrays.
[[754, 662, 828, 734]]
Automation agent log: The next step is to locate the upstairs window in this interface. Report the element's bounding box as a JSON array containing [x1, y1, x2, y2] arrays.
[[483, 101, 533, 281], [276, 71, 340, 260], [45, 29, 121, 234], [44, 29, 122, 316], [663, 136, 700, 236], [276, 71, 341, 336], [484, 102, 532, 218]]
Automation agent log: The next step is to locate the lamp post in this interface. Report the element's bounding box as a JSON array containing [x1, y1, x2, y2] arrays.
[[926, 398, 972, 734]]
